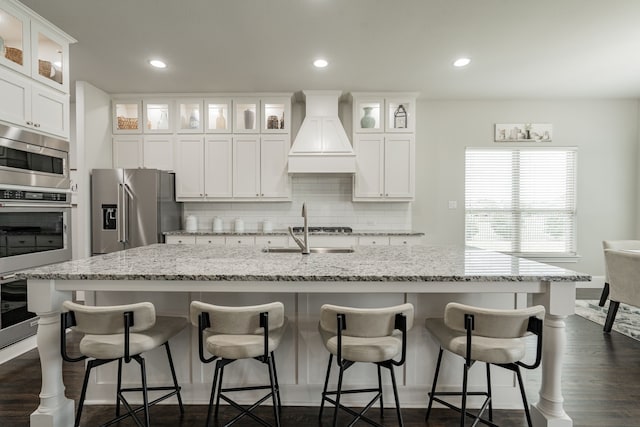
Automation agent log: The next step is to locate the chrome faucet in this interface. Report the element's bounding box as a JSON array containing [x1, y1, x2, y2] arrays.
[[288, 202, 310, 254]]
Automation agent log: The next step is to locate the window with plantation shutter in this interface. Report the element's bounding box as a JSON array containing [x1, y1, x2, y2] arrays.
[[465, 147, 577, 256]]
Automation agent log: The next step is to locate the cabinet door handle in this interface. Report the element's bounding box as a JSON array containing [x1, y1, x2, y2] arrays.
[[261, 193, 264, 196], [26, 121, 33, 126], [34, 123, 41, 128], [256, 193, 259, 196]]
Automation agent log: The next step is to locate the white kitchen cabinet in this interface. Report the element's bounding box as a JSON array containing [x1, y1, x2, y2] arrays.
[[175, 135, 232, 200], [308, 235, 357, 248], [233, 135, 291, 200], [353, 134, 414, 201], [176, 98, 203, 133], [205, 98, 232, 133], [30, 19, 71, 93], [165, 235, 196, 244], [195, 236, 225, 245], [261, 97, 291, 134], [358, 236, 390, 246], [233, 97, 259, 133], [143, 135, 173, 170], [113, 99, 142, 134], [0, 66, 69, 138], [255, 236, 289, 248], [351, 92, 416, 202], [112, 135, 173, 170], [225, 236, 255, 246], [143, 99, 173, 133], [389, 235, 424, 246], [0, 0, 30, 76]]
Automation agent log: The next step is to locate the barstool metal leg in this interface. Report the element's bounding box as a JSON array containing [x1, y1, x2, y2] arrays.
[[389, 364, 403, 427], [460, 363, 469, 427], [486, 362, 493, 421], [206, 361, 221, 427], [267, 354, 281, 427], [515, 366, 533, 427], [138, 356, 151, 427], [164, 342, 184, 414], [377, 364, 384, 416], [116, 358, 123, 417], [604, 300, 620, 332], [270, 352, 282, 411], [319, 354, 333, 418], [425, 348, 444, 421], [215, 364, 225, 420], [332, 363, 346, 427], [75, 360, 95, 427]]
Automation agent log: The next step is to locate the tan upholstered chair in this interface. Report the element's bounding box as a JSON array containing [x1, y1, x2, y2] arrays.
[[318, 303, 414, 427], [603, 249, 640, 333], [425, 303, 545, 427], [600, 240, 640, 307], [190, 301, 288, 427], [61, 301, 188, 427]]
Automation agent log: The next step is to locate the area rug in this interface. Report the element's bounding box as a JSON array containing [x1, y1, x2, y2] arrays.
[[575, 299, 640, 341]]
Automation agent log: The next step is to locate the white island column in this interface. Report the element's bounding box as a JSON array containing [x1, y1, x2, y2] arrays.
[[531, 281, 576, 427], [27, 279, 75, 427]]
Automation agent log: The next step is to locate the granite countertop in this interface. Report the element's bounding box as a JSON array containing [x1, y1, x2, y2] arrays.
[[18, 244, 590, 283], [163, 230, 425, 237]]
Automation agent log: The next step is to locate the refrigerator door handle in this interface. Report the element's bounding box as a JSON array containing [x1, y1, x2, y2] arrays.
[[118, 182, 125, 243], [122, 183, 134, 244]]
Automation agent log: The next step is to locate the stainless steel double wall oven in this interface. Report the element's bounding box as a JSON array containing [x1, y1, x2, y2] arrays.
[[0, 124, 71, 348]]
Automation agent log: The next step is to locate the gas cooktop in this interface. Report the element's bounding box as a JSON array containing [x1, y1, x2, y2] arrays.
[[291, 226, 353, 233]]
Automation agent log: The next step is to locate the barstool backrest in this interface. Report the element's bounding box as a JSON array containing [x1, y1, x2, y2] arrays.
[[189, 301, 285, 334], [604, 249, 640, 306], [319, 303, 414, 338], [602, 240, 640, 283], [444, 302, 545, 339], [62, 300, 156, 334]]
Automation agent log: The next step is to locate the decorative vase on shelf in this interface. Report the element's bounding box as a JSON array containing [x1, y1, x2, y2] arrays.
[[215, 108, 226, 129], [244, 109, 255, 130], [360, 107, 375, 128], [157, 110, 168, 129], [189, 110, 199, 129], [393, 104, 407, 129]]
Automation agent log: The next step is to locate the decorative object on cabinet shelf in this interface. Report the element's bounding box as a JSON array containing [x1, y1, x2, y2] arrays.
[[267, 115, 279, 129], [38, 60, 53, 79], [0, 36, 4, 57], [494, 123, 552, 142], [189, 110, 200, 129], [244, 109, 254, 129], [280, 112, 285, 129], [360, 106, 376, 128], [5, 46, 22, 65], [216, 108, 226, 129], [158, 110, 169, 129], [394, 104, 407, 129], [117, 116, 139, 130]]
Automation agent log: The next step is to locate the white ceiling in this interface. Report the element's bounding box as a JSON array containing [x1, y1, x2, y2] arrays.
[[19, 0, 640, 99]]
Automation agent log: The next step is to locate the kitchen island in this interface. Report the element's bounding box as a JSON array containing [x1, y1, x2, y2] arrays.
[[20, 244, 589, 427]]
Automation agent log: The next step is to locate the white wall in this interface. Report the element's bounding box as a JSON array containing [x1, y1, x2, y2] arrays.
[[74, 81, 113, 258], [412, 99, 640, 275]]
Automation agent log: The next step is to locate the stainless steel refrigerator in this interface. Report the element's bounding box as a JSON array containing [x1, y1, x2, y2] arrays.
[[91, 169, 182, 254]]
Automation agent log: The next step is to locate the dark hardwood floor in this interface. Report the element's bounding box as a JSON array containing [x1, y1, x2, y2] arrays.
[[1, 315, 639, 426]]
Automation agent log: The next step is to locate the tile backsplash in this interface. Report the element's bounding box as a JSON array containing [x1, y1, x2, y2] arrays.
[[183, 175, 412, 232]]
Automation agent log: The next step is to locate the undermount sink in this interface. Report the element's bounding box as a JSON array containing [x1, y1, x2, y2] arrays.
[[262, 247, 355, 254]]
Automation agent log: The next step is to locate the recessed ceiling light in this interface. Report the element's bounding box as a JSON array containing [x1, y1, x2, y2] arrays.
[[313, 59, 328, 68], [149, 59, 167, 69], [453, 57, 471, 67]]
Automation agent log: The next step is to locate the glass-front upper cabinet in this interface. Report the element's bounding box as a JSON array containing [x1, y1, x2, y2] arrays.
[[233, 97, 259, 133], [113, 99, 142, 134], [31, 21, 69, 92], [205, 98, 231, 133], [0, 2, 30, 74], [385, 97, 415, 133], [352, 96, 383, 133], [261, 97, 291, 133], [143, 99, 173, 133], [176, 99, 203, 133]]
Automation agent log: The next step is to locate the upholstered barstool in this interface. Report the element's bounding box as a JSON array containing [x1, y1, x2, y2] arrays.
[[603, 248, 640, 333], [190, 301, 288, 427], [600, 240, 640, 307], [318, 303, 414, 427], [424, 302, 545, 427], [60, 301, 188, 427]]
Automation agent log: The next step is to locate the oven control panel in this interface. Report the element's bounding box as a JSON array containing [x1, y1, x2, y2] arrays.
[[0, 188, 68, 202]]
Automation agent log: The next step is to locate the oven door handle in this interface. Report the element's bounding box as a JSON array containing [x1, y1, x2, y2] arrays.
[[0, 203, 71, 208]]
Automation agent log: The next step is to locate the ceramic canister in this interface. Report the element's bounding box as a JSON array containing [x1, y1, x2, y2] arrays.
[[262, 220, 273, 233], [213, 216, 223, 232], [185, 215, 197, 232], [234, 218, 245, 233]]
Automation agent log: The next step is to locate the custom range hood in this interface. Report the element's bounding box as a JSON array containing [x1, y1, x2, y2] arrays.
[[288, 90, 355, 173]]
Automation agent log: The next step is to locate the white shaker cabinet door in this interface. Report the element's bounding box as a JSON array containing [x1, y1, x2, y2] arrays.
[[353, 134, 384, 198], [143, 135, 174, 170], [175, 136, 205, 198], [204, 135, 233, 198], [0, 67, 30, 128], [384, 135, 414, 199], [113, 136, 142, 169], [260, 135, 290, 198], [233, 135, 260, 198]]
